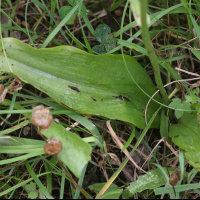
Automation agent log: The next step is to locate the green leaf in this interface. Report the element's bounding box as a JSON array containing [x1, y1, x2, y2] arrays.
[[41, 122, 92, 178], [185, 95, 193, 103], [154, 183, 200, 195], [104, 34, 116, 52], [192, 49, 200, 61], [68, 0, 79, 6], [92, 44, 106, 55], [0, 37, 162, 129], [121, 126, 135, 151], [95, 24, 111, 43], [68, 0, 87, 16], [28, 191, 38, 199], [94, 24, 116, 52], [59, 6, 76, 25], [180, 0, 189, 10], [89, 183, 118, 195], [110, 0, 126, 11], [0, 180, 11, 194], [95, 107, 162, 199], [0, 136, 45, 146], [0, 172, 50, 197], [169, 107, 200, 171], [185, 88, 199, 104], [1, 99, 92, 178], [169, 98, 191, 119], [89, 183, 122, 199], [122, 168, 176, 199], [99, 189, 122, 199], [190, 14, 200, 41], [25, 182, 36, 191], [193, 88, 199, 94], [0, 120, 30, 136], [160, 110, 169, 142], [25, 161, 52, 199]]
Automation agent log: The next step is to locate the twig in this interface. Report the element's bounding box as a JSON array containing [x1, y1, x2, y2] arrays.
[[141, 138, 179, 170], [106, 121, 146, 173], [175, 67, 200, 77]]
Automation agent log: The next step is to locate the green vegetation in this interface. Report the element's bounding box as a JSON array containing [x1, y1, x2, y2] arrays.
[[0, 0, 200, 199]]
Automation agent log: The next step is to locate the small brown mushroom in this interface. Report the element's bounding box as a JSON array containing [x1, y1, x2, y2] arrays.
[[44, 137, 62, 155], [31, 105, 53, 130], [114, 10, 122, 16], [169, 169, 180, 187]]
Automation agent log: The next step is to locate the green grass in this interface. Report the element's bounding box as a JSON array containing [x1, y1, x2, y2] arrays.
[[0, 0, 200, 199]]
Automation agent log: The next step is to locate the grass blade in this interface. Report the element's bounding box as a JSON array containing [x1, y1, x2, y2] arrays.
[[121, 126, 135, 151], [154, 183, 200, 195], [95, 107, 161, 199], [41, 2, 81, 48], [25, 160, 52, 199]]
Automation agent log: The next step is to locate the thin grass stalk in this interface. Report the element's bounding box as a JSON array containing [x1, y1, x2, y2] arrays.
[[141, 0, 169, 106]]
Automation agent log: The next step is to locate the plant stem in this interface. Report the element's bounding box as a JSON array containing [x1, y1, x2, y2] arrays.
[[39, 133, 88, 199], [55, 155, 89, 199], [169, 87, 180, 100], [140, 0, 169, 106]]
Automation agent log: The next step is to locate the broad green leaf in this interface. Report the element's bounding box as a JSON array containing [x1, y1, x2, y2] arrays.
[[104, 34, 116, 52], [25, 182, 36, 191], [0, 38, 162, 129], [0, 101, 92, 178], [185, 95, 193, 103], [92, 44, 106, 55], [195, 104, 200, 127], [68, 0, 87, 16], [59, 6, 76, 25], [169, 107, 200, 171], [94, 24, 116, 52], [185, 88, 199, 104], [95, 24, 111, 43], [68, 0, 79, 6], [122, 168, 176, 199], [89, 183, 118, 195], [28, 191, 38, 199], [99, 189, 122, 199], [41, 122, 92, 178], [169, 98, 191, 119], [89, 183, 122, 199]]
